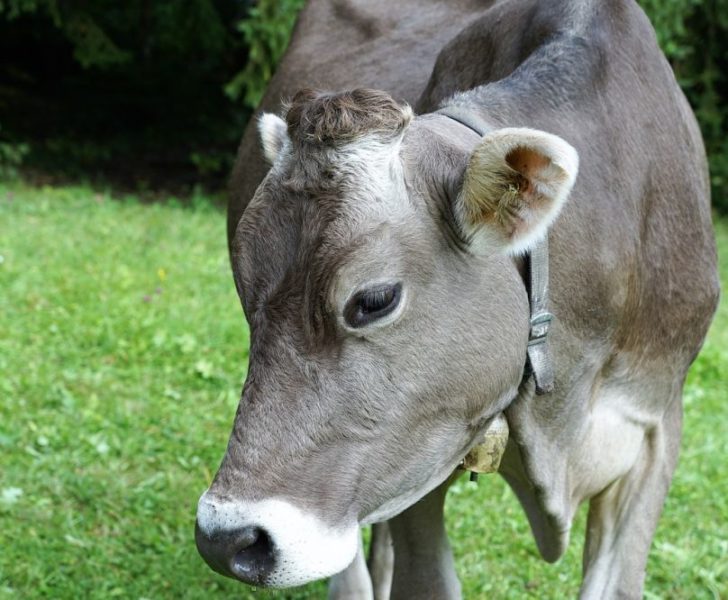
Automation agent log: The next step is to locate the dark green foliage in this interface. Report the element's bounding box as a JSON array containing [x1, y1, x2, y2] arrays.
[[0, 125, 28, 180], [0, 0, 310, 191], [225, 0, 306, 109], [0, 0, 131, 68], [0, 0, 253, 190], [640, 0, 728, 212]]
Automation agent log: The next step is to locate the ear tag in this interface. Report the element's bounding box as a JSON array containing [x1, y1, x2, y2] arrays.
[[461, 413, 509, 479]]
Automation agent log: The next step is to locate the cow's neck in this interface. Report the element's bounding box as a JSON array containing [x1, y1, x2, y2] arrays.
[[436, 105, 555, 396]]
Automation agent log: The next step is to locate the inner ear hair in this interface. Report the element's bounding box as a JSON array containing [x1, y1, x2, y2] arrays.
[[463, 152, 528, 232]]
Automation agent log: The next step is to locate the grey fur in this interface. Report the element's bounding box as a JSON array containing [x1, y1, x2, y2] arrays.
[[199, 1, 719, 598]]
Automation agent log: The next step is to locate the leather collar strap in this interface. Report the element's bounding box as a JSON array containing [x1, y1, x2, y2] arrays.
[[437, 106, 555, 395], [523, 240, 555, 394]]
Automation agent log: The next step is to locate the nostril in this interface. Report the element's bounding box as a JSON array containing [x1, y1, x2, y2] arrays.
[[230, 526, 276, 584], [195, 520, 277, 585]]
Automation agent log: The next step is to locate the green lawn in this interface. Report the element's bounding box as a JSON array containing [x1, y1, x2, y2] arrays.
[[1, 184, 726, 599]]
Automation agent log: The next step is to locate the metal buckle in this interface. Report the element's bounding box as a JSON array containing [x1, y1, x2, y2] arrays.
[[528, 312, 553, 346]]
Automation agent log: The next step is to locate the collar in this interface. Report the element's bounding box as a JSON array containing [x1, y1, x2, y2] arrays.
[[436, 106, 555, 396]]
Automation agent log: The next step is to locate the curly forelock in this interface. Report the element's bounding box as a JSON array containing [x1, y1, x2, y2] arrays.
[[284, 88, 412, 146]]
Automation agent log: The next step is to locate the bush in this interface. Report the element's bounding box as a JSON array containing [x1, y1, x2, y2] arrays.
[[224, 0, 305, 109], [0, 122, 29, 180], [0, 0, 251, 189], [640, 0, 728, 212]]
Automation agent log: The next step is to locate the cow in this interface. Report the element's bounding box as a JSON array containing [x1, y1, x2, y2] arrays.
[[195, 1, 720, 598]]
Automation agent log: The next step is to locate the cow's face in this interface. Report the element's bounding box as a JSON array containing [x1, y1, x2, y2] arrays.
[[195, 89, 578, 587]]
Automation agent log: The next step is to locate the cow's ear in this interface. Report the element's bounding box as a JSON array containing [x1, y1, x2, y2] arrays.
[[459, 128, 578, 255], [258, 113, 289, 164]]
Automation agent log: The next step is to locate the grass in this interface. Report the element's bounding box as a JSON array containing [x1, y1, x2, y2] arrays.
[[0, 183, 726, 599]]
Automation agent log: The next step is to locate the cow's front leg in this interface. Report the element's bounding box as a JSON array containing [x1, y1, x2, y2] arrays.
[[368, 522, 394, 600], [328, 533, 374, 600], [388, 475, 462, 600], [327, 522, 394, 600], [580, 394, 682, 599], [328, 536, 374, 600]]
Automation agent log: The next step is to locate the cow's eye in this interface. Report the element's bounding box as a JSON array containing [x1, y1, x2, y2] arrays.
[[344, 283, 402, 328]]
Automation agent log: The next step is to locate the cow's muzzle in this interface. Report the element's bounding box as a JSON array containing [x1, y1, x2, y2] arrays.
[[195, 491, 359, 587]]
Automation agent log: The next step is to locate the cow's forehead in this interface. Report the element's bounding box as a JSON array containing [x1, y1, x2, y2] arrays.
[[232, 135, 415, 317], [321, 136, 412, 227]]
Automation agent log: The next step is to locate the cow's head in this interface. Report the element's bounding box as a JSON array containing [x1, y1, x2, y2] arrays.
[[195, 89, 578, 587]]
